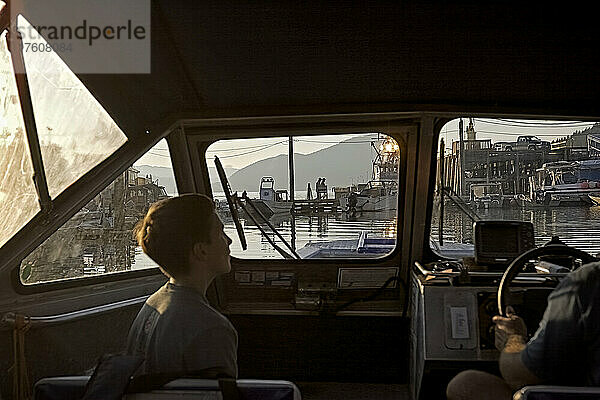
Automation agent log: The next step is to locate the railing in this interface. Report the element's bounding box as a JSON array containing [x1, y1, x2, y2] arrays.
[[0, 295, 148, 330]]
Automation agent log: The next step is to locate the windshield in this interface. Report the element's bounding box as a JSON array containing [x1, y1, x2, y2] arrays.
[[206, 133, 401, 260], [431, 119, 600, 256]]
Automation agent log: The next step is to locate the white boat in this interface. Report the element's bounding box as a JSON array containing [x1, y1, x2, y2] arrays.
[[527, 160, 600, 206], [338, 137, 399, 213], [468, 183, 510, 209], [247, 177, 292, 218], [339, 180, 398, 212]]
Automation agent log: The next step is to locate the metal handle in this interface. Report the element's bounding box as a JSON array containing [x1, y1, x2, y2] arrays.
[[1, 295, 148, 329]]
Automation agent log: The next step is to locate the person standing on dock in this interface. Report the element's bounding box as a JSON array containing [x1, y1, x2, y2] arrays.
[[307, 182, 313, 200]]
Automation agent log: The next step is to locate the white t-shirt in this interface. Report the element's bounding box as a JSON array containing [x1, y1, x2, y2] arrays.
[[126, 282, 238, 378]]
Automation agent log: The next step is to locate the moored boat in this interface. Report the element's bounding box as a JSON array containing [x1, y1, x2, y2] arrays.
[[527, 160, 600, 206], [245, 177, 292, 218]]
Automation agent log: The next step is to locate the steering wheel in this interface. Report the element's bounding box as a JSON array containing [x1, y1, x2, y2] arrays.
[[214, 156, 247, 250], [497, 240, 596, 316]]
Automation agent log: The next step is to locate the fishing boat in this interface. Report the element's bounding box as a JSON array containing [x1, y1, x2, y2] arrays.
[[339, 179, 398, 212], [245, 177, 292, 218], [526, 160, 600, 206], [468, 182, 510, 209], [339, 137, 399, 213]]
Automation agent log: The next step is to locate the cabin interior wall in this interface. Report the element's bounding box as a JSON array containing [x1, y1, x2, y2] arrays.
[[231, 315, 408, 383], [0, 309, 408, 398]]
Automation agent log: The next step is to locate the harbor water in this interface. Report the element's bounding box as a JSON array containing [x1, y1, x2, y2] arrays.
[[223, 212, 397, 259], [134, 193, 600, 265], [430, 203, 600, 256]]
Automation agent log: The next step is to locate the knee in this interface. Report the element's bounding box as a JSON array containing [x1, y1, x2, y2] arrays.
[[447, 370, 480, 400], [446, 369, 513, 400]]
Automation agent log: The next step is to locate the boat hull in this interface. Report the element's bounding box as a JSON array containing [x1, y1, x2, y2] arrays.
[[524, 189, 599, 207]]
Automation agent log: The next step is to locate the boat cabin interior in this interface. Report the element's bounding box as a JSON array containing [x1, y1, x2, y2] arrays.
[[1, 2, 600, 400]]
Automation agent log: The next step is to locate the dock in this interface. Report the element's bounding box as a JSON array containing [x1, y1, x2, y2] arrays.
[[292, 199, 340, 216], [440, 141, 565, 196]]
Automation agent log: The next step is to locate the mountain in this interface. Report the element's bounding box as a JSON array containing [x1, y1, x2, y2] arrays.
[[135, 134, 378, 195], [134, 165, 239, 196], [208, 166, 239, 192], [227, 134, 376, 192]]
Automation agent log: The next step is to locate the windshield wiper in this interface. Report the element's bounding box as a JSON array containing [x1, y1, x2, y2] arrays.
[[238, 191, 300, 260]]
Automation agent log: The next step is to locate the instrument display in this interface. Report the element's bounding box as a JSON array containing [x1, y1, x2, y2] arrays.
[[474, 220, 535, 268]]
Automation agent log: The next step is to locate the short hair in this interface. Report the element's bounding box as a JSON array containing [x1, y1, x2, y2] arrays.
[[134, 194, 215, 278]]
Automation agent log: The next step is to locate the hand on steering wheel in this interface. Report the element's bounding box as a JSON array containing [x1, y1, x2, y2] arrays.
[[493, 306, 527, 351], [497, 238, 596, 316]]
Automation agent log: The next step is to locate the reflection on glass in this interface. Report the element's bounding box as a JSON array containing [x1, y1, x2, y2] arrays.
[[0, 32, 40, 248], [20, 140, 177, 284], [17, 16, 127, 199], [207, 133, 400, 259]]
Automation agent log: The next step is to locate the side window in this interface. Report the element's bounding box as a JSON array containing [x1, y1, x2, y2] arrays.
[[20, 139, 177, 284], [18, 16, 128, 199], [430, 118, 600, 258], [0, 32, 40, 248], [206, 133, 400, 259]]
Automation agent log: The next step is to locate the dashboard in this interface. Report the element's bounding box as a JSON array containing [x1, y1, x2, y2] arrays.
[[410, 256, 569, 399]]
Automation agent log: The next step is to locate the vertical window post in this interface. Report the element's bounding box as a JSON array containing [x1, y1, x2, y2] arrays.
[[7, 19, 52, 216]]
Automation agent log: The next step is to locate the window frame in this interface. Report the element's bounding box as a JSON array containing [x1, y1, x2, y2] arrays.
[[423, 117, 453, 261]]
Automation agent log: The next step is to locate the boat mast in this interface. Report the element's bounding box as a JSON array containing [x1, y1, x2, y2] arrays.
[[289, 136, 295, 202], [459, 118, 465, 197], [288, 136, 296, 250]]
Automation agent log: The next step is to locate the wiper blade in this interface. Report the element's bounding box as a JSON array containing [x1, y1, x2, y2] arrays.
[[235, 194, 298, 260], [241, 191, 300, 259]]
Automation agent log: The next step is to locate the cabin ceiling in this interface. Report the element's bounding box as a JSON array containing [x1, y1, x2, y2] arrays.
[[72, 2, 600, 138]]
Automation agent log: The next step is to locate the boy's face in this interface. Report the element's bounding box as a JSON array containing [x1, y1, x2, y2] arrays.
[[203, 213, 232, 274]]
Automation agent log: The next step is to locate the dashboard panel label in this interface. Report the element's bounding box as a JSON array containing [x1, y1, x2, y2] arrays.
[[337, 267, 399, 289], [450, 307, 470, 339]]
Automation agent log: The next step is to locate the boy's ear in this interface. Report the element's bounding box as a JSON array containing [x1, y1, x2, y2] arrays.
[[191, 242, 207, 260]]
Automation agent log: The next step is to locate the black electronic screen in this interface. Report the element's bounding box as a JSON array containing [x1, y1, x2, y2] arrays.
[[479, 227, 519, 253], [474, 221, 534, 267]]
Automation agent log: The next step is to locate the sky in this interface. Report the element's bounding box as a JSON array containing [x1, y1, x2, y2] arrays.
[[137, 134, 369, 170], [137, 119, 598, 170]]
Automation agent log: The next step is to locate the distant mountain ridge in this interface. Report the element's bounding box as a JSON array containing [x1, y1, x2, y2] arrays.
[[135, 165, 238, 196], [135, 134, 378, 195], [227, 134, 376, 192]]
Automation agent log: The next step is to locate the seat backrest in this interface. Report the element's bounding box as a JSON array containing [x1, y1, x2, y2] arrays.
[[128, 379, 301, 400], [34, 376, 301, 400]]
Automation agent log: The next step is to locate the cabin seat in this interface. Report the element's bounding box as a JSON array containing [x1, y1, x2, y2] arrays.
[[515, 385, 600, 399], [34, 376, 301, 400]]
